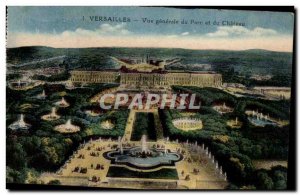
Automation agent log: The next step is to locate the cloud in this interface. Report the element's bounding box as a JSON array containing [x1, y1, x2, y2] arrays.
[[166, 32, 189, 38], [181, 32, 189, 36], [62, 23, 131, 37], [206, 26, 277, 38], [166, 34, 178, 38], [7, 32, 293, 52]]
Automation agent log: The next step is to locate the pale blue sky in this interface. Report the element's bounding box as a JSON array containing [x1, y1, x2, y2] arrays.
[[6, 7, 294, 51], [8, 7, 294, 36]]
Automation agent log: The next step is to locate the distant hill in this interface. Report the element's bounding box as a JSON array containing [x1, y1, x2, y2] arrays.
[[6, 46, 293, 76]]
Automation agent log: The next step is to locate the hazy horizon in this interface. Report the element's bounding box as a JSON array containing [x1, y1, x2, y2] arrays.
[[6, 45, 293, 53]]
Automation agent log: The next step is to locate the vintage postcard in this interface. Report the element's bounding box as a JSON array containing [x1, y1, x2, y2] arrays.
[[6, 7, 295, 190]]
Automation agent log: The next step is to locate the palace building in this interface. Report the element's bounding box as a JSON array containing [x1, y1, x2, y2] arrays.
[[70, 70, 119, 83], [70, 55, 222, 88], [70, 70, 222, 88]]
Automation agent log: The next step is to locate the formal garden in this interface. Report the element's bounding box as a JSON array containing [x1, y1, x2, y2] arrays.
[[6, 83, 290, 189], [6, 83, 130, 184], [157, 86, 290, 189]]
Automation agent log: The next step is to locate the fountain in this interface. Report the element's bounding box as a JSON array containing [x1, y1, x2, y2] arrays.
[[14, 80, 23, 88], [118, 136, 123, 154], [41, 107, 60, 121], [172, 117, 203, 131], [227, 117, 242, 128], [9, 78, 37, 90], [54, 97, 70, 108], [213, 102, 233, 114], [85, 109, 100, 117], [219, 166, 223, 175], [141, 135, 148, 153], [65, 81, 75, 90], [166, 137, 169, 142], [104, 135, 182, 169], [36, 90, 47, 99], [101, 120, 115, 129], [66, 119, 71, 128], [8, 114, 31, 131], [54, 119, 80, 133], [247, 110, 277, 127]]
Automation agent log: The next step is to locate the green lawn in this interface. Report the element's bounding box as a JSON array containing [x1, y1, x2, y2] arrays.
[[131, 112, 157, 141], [107, 166, 179, 180]]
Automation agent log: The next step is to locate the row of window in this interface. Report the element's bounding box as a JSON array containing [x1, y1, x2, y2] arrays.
[[70, 72, 222, 86]]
